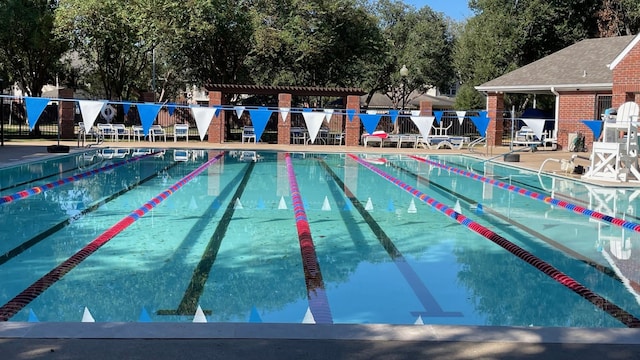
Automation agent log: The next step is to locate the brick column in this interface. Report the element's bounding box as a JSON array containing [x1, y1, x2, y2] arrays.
[[419, 100, 432, 115], [58, 88, 75, 139], [345, 95, 360, 146], [208, 91, 224, 143], [486, 93, 504, 146], [277, 93, 292, 144]]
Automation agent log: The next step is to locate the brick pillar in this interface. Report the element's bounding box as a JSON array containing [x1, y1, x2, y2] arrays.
[[278, 93, 292, 144], [58, 88, 75, 139], [486, 93, 504, 146], [208, 91, 224, 143], [419, 100, 432, 115], [345, 95, 360, 146]]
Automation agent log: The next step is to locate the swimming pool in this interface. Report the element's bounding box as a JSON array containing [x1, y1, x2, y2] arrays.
[[0, 148, 639, 328]]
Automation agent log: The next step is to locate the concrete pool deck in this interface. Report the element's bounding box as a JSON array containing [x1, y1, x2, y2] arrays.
[[0, 139, 639, 360]]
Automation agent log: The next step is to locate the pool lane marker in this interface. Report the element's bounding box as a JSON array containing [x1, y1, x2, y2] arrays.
[[285, 153, 333, 324], [348, 153, 640, 328], [0, 151, 160, 206], [0, 152, 224, 322], [408, 155, 640, 233]]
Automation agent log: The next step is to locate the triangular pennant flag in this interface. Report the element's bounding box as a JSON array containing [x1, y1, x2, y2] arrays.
[[25, 97, 51, 130], [410, 116, 436, 140], [303, 107, 312, 112], [387, 199, 395, 212], [456, 111, 467, 126], [324, 109, 334, 123], [581, 120, 604, 140], [302, 112, 326, 143], [123, 103, 131, 115], [475, 203, 484, 215], [248, 108, 273, 142], [346, 109, 356, 122], [234, 198, 244, 209], [470, 115, 490, 137], [359, 113, 383, 135], [257, 198, 265, 209], [365, 197, 374, 211], [411, 110, 421, 116], [521, 118, 546, 142], [302, 307, 316, 324], [139, 307, 152, 322], [279, 107, 290, 123], [28, 309, 39, 322], [249, 306, 262, 323], [78, 100, 106, 132], [454, 200, 462, 214], [214, 106, 221, 117], [234, 106, 245, 118], [389, 110, 399, 124], [478, 110, 488, 118], [193, 305, 207, 323], [322, 196, 331, 211], [191, 106, 217, 141], [415, 315, 424, 325], [366, 110, 378, 114], [167, 103, 176, 116], [433, 110, 443, 125], [137, 103, 163, 135], [408, 199, 417, 213], [278, 196, 287, 210], [82, 307, 95, 322]]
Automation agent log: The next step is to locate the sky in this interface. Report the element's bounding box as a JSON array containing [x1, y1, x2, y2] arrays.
[[404, 0, 473, 20]]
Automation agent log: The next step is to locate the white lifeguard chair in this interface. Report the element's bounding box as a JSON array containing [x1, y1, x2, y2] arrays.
[[584, 101, 640, 182]]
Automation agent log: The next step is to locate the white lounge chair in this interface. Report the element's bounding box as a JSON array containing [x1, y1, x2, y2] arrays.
[[149, 125, 167, 142], [111, 124, 131, 141], [97, 123, 117, 141], [242, 126, 256, 143], [174, 149, 189, 162], [174, 124, 189, 142]]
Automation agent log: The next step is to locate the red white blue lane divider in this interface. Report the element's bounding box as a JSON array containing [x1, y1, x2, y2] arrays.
[[285, 153, 333, 324], [0, 152, 224, 321], [348, 153, 640, 328], [408, 155, 640, 233], [0, 151, 160, 206]]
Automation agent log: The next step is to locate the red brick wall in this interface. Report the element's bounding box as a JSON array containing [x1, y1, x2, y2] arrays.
[[208, 91, 224, 143], [613, 42, 640, 107], [557, 91, 599, 149], [419, 100, 432, 115], [59, 88, 75, 139], [345, 95, 361, 146], [277, 93, 292, 144], [486, 93, 504, 146]]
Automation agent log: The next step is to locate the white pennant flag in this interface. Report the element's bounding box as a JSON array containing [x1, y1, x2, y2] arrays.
[[302, 112, 326, 143], [456, 111, 467, 125], [234, 106, 245, 119], [521, 118, 546, 141], [411, 110, 421, 116], [190, 106, 217, 140], [410, 116, 436, 140], [82, 307, 95, 322], [323, 109, 334, 124], [78, 100, 106, 132], [279, 107, 290, 123]]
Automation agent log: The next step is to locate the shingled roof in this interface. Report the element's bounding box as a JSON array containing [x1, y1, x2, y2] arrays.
[[476, 35, 636, 94]]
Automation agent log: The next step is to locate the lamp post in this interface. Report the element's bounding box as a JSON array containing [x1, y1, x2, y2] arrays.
[[400, 65, 409, 113]]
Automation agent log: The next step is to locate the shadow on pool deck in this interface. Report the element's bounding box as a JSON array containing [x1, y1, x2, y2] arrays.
[[1, 140, 639, 360]]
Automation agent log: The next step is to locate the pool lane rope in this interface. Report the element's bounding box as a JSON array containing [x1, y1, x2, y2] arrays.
[[0, 151, 161, 206], [348, 153, 640, 328], [408, 155, 640, 233], [0, 151, 224, 321], [285, 153, 333, 324]]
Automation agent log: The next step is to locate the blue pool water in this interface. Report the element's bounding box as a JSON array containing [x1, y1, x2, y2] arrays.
[[0, 148, 639, 327]]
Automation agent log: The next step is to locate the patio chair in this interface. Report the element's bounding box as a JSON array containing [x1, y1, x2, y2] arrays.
[[132, 126, 146, 141], [97, 123, 117, 141], [111, 124, 131, 141], [242, 126, 256, 143], [174, 124, 190, 142], [149, 125, 167, 142]]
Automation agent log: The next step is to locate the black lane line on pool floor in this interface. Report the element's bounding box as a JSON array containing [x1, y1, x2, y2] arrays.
[[388, 161, 628, 285], [0, 162, 181, 267], [350, 154, 640, 328], [317, 158, 463, 318], [157, 161, 256, 316]]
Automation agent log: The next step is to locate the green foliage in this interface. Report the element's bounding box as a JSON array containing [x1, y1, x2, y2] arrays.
[[0, 0, 67, 96], [454, 83, 484, 110]]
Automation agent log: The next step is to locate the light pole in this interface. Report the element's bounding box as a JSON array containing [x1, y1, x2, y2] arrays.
[[0, 78, 4, 147], [400, 65, 409, 113]]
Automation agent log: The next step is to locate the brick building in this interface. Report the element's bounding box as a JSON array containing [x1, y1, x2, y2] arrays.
[[476, 34, 640, 150]]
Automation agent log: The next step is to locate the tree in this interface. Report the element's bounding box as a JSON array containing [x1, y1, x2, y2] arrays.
[[0, 0, 67, 96]]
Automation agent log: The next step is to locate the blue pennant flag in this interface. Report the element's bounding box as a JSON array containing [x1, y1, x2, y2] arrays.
[[167, 103, 176, 116], [434, 111, 443, 125], [388, 110, 399, 124], [346, 109, 356, 122], [25, 97, 51, 130], [214, 106, 221, 117], [249, 306, 262, 323], [359, 113, 383, 135], [123, 103, 131, 115], [137, 103, 163, 135], [303, 108, 312, 112], [248, 108, 273, 141], [581, 120, 603, 140], [139, 307, 152, 322], [470, 115, 491, 137]]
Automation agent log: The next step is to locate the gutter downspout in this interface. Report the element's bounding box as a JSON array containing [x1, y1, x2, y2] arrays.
[[551, 87, 560, 147]]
